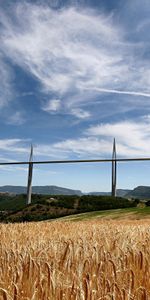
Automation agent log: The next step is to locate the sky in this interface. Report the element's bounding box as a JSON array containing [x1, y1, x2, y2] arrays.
[[0, 0, 150, 192]]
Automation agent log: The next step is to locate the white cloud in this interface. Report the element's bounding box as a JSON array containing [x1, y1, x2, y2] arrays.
[[0, 139, 28, 154], [1, 2, 150, 119], [34, 144, 69, 159], [87, 120, 150, 141], [71, 108, 91, 119], [42, 99, 61, 112], [0, 55, 14, 109], [36, 117, 150, 158], [53, 137, 113, 156], [83, 87, 150, 98], [86, 119, 150, 156], [6, 111, 25, 125], [1, 116, 150, 161]]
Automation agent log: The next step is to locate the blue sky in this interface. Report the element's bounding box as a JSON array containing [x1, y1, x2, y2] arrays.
[[0, 0, 150, 192]]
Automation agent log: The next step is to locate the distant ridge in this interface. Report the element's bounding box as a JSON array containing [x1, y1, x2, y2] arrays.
[[89, 189, 131, 197], [89, 187, 150, 199], [0, 186, 130, 197], [0, 185, 150, 199], [0, 185, 82, 196], [126, 186, 150, 199]]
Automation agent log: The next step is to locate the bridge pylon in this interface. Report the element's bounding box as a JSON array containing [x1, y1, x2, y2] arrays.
[[112, 138, 117, 197], [27, 144, 33, 205]]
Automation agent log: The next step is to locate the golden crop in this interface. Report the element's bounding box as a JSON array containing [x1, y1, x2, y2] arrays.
[[0, 220, 150, 299]]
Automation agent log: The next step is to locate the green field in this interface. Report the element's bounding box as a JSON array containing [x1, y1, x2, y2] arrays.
[[58, 206, 150, 221]]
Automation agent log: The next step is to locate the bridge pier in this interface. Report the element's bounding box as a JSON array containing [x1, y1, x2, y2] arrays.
[[112, 138, 117, 197], [27, 145, 33, 205]]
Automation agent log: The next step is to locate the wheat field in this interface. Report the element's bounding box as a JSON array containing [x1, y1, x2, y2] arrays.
[[0, 220, 150, 300]]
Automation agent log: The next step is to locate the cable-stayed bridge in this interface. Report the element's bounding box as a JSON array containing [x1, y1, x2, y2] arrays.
[[0, 139, 150, 204]]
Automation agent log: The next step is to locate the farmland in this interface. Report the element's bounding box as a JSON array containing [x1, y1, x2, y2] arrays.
[[0, 220, 150, 299], [59, 206, 150, 221]]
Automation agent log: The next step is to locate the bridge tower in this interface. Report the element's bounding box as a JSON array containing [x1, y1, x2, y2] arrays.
[[27, 144, 33, 205], [112, 138, 117, 197]]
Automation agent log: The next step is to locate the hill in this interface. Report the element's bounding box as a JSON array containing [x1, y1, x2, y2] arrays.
[[0, 194, 137, 222], [126, 186, 150, 199], [89, 189, 131, 197], [0, 185, 82, 195], [0, 185, 131, 197], [1, 185, 150, 200], [116, 189, 131, 197], [0, 185, 150, 200], [90, 186, 150, 199]]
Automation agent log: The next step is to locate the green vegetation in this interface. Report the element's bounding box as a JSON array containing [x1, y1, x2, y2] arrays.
[[58, 206, 150, 222], [0, 193, 138, 223], [78, 195, 138, 212], [0, 194, 48, 211]]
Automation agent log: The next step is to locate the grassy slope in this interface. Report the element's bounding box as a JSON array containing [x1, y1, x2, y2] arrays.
[[57, 206, 150, 221]]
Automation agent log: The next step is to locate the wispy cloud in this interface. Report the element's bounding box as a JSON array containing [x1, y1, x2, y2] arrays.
[[42, 99, 61, 112], [1, 2, 150, 119], [71, 108, 91, 119], [43, 117, 150, 158], [0, 139, 28, 154], [86, 119, 150, 155], [0, 156, 26, 172], [0, 55, 14, 109], [6, 111, 25, 125], [1, 116, 150, 160], [84, 87, 150, 98]]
